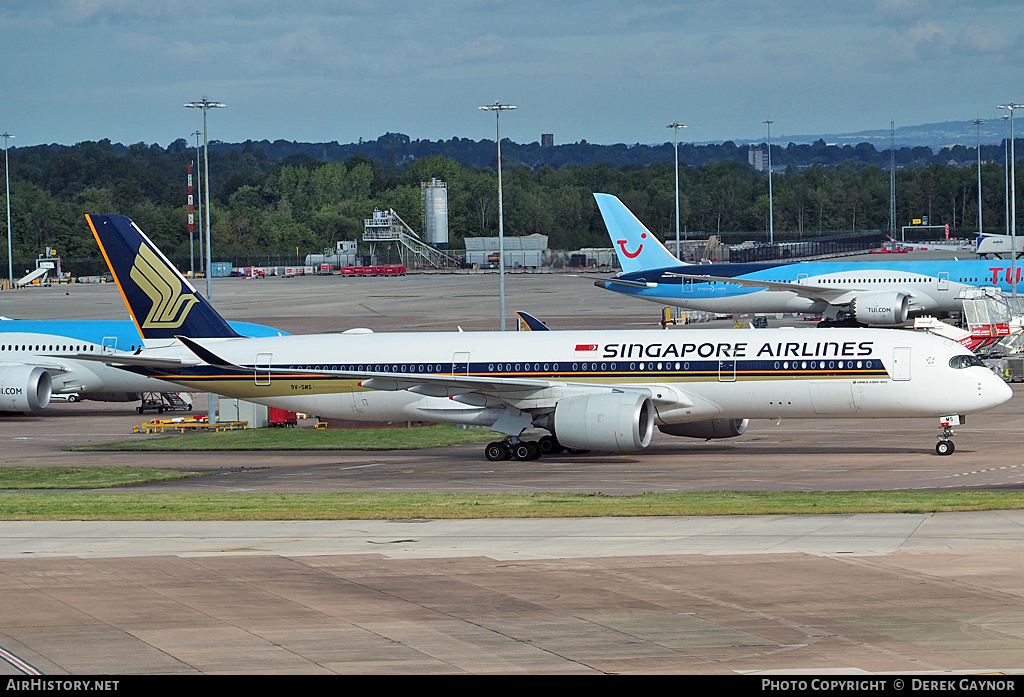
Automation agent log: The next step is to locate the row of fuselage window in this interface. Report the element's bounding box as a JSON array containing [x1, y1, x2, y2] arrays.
[[269, 359, 882, 374], [2, 343, 97, 353], [724, 277, 979, 285], [807, 277, 982, 284], [0, 343, 142, 353]]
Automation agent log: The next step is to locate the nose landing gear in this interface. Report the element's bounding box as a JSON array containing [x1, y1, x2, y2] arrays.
[[935, 414, 964, 456]]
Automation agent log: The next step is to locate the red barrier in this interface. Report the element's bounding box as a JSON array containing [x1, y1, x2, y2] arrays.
[[337, 266, 406, 276]]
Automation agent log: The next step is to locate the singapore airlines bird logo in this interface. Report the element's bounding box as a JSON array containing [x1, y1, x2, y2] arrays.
[[130, 244, 198, 329]]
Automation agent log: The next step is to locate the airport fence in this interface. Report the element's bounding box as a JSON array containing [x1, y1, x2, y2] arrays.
[[722, 231, 884, 263]]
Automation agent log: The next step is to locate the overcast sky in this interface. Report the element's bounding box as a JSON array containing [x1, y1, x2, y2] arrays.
[[2, 1, 1022, 149]]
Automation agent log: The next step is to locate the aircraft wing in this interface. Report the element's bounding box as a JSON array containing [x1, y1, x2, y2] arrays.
[[596, 277, 658, 289], [667, 272, 859, 305], [43, 352, 196, 369]]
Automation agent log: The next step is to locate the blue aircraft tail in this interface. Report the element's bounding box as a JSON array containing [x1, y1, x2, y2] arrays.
[[593, 193, 684, 274], [86, 214, 241, 341]]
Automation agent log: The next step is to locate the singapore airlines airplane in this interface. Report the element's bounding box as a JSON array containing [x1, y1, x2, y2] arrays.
[[594, 193, 1021, 326], [0, 318, 286, 412], [74, 213, 1012, 459]]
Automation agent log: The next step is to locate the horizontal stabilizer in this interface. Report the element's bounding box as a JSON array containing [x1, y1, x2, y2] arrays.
[[177, 336, 236, 368]]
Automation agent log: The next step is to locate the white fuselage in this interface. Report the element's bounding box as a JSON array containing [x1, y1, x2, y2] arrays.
[[1, 331, 197, 399], [142, 327, 1011, 429]]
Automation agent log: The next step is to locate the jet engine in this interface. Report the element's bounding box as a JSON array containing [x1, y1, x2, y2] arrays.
[[658, 418, 749, 440], [0, 365, 52, 412], [849, 292, 910, 325], [552, 392, 655, 452]]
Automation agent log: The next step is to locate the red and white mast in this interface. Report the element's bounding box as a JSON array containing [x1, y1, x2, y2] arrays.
[[187, 162, 195, 276]]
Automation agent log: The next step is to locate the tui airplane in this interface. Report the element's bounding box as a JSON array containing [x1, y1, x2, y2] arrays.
[[594, 193, 1022, 327]]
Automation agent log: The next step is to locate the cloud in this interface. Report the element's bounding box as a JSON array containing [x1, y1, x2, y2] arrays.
[[954, 25, 1011, 54], [893, 19, 951, 60]]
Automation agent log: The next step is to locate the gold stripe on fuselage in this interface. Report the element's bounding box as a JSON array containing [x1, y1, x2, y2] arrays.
[[153, 370, 889, 399]]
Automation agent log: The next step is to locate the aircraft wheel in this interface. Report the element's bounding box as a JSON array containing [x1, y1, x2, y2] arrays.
[[67, 395, 78, 403], [936, 440, 955, 456], [512, 442, 540, 461], [485, 442, 510, 462], [511, 443, 531, 461]]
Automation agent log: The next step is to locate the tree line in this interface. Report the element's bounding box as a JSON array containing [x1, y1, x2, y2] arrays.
[[0, 137, 1021, 277]]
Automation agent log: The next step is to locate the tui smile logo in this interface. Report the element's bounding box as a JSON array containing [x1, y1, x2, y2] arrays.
[[616, 233, 646, 259], [130, 243, 198, 329]]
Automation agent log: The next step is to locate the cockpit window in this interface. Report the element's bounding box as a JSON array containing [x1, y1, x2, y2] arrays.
[[949, 354, 985, 369]]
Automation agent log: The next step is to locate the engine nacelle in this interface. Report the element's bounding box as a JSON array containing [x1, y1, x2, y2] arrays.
[[658, 418, 749, 440], [553, 392, 655, 452], [850, 291, 910, 325], [0, 365, 52, 412]]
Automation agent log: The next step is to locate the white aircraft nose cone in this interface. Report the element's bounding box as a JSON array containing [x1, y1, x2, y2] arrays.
[[991, 376, 1014, 408]]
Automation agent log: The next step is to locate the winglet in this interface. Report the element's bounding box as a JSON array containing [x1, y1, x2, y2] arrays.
[[593, 193, 684, 274], [86, 214, 241, 342], [516, 311, 550, 331]]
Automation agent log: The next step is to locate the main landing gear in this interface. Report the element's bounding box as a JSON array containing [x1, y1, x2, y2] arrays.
[[935, 414, 963, 456], [484, 435, 582, 461]]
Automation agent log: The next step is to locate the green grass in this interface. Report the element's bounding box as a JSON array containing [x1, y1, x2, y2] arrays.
[[0, 466, 206, 489], [1, 490, 1022, 521], [69, 424, 497, 452]]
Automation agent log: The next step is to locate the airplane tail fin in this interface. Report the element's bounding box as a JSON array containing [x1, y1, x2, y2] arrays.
[[593, 193, 684, 274], [86, 214, 241, 342], [515, 311, 551, 331]]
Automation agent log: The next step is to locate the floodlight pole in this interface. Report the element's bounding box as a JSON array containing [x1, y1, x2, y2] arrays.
[[1004, 115, 1011, 236], [764, 119, 774, 245], [974, 119, 985, 235], [184, 98, 225, 425], [479, 100, 516, 331], [998, 103, 1019, 301], [667, 122, 687, 259], [2, 133, 12, 288]]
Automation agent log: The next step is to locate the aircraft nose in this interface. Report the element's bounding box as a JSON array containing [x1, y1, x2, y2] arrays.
[[982, 371, 1013, 409], [995, 375, 1013, 406]]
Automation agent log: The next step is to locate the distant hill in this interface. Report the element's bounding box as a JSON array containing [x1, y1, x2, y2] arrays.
[[729, 120, 1011, 150], [22, 119, 1018, 175], [184, 122, 1016, 172]]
